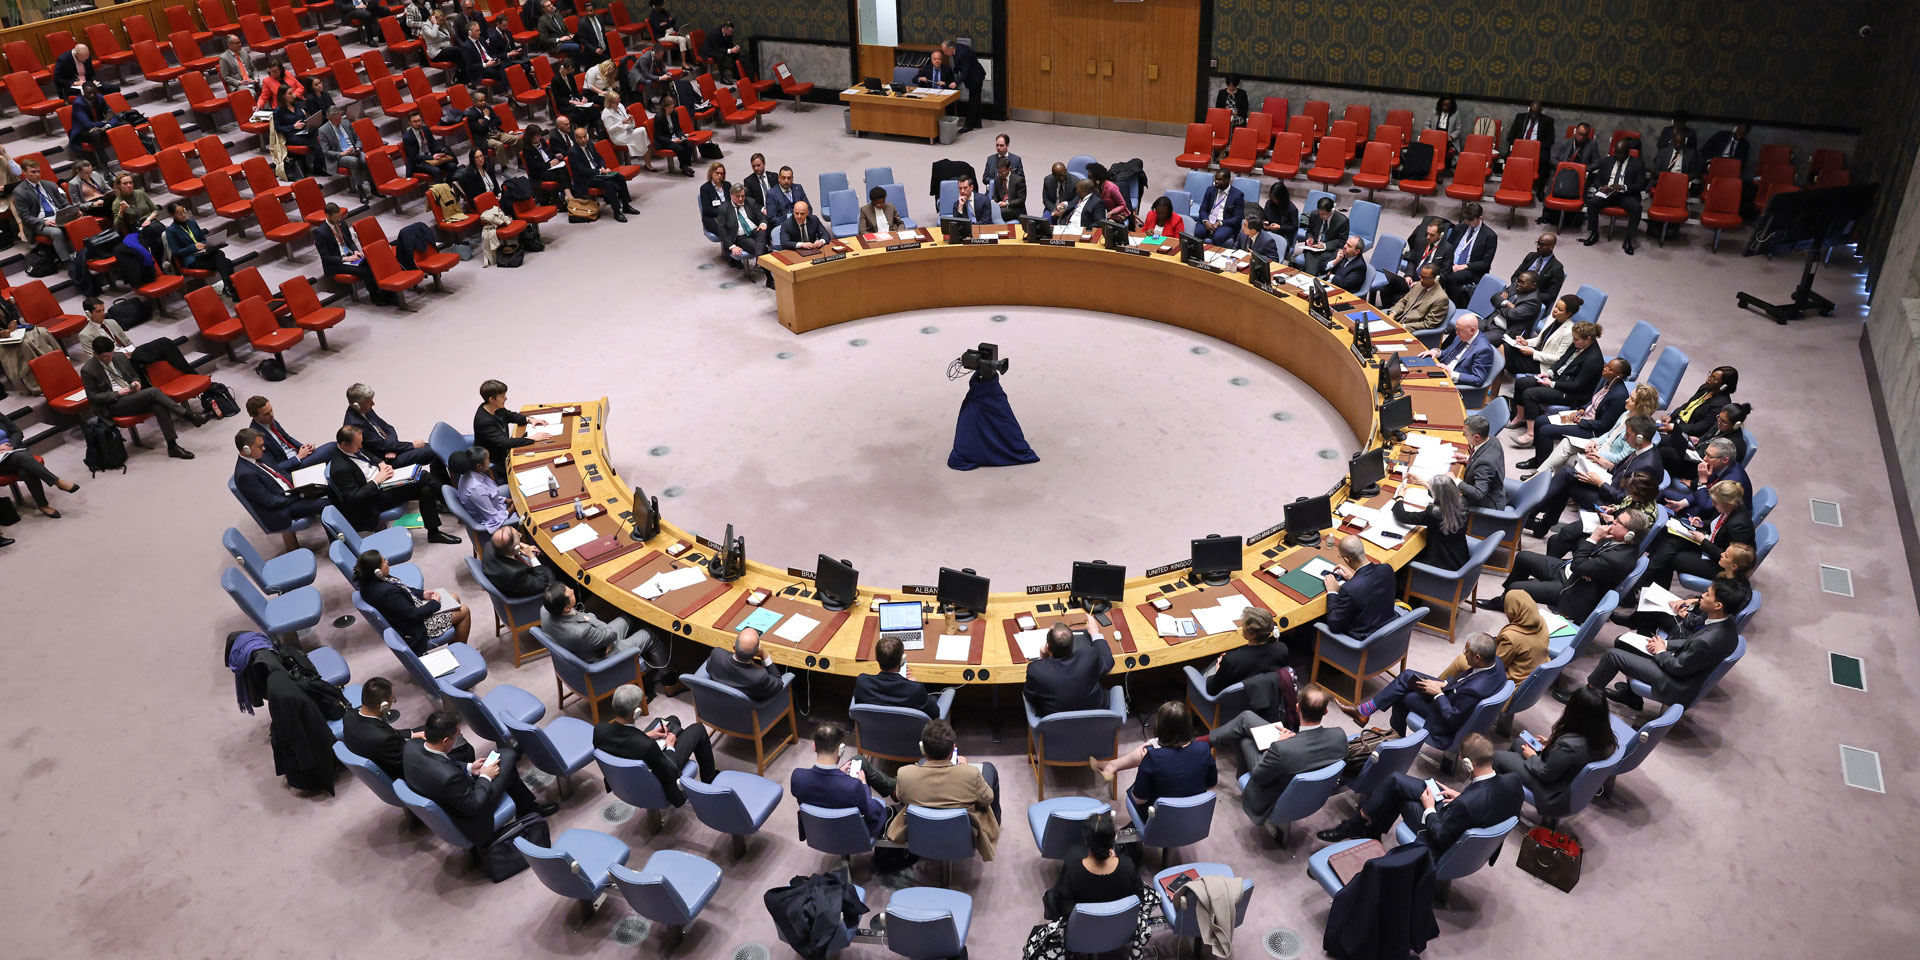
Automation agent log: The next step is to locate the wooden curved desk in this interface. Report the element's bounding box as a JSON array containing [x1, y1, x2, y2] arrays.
[[510, 227, 1467, 687]]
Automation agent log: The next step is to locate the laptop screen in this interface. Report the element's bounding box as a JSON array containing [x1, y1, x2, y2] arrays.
[[877, 601, 923, 633]]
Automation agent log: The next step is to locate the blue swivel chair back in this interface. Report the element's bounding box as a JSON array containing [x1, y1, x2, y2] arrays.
[[1395, 815, 1519, 884], [1125, 791, 1215, 864], [1231, 175, 1261, 213], [426, 421, 472, 470], [850, 701, 934, 763], [885, 887, 973, 960], [881, 182, 917, 228], [464, 555, 542, 641], [827, 188, 860, 237], [1182, 664, 1253, 729], [1347, 198, 1381, 244], [684, 770, 784, 857], [863, 166, 894, 195], [1251, 759, 1345, 836], [1609, 703, 1684, 781], [442, 484, 490, 543], [438, 678, 545, 744], [1408, 534, 1504, 641], [320, 504, 413, 563], [684, 663, 796, 774], [903, 805, 975, 864], [698, 190, 722, 242], [1343, 728, 1428, 796], [334, 741, 407, 810], [1463, 272, 1507, 318], [221, 567, 322, 636], [1025, 686, 1128, 797], [1064, 896, 1141, 956], [1313, 604, 1427, 706], [937, 178, 959, 215], [383, 625, 486, 692], [1735, 588, 1763, 634], [220, 566, 273, 632], [1468, 396, 1508, 432], [353, 587, 392, 634], [818, 171, 849, 213], [1630, 635, 1746, 710], [1411, 308, 1455, 347], [1067, 155, 1096, 179], [1755, 521, 1779, 568], [1528, 731, 1631, 822], [1609, 320, 1659, 375], [1367, 232, 1405, 300], [1507, 644, 1575, 719], [1025, 797, 1112, 859], [610, 850, 723, 944], [1181, 170, 1212, 206], [504, 713, 596, 788], [1750, 485, 1777, 526], [1552, 589, 1619, 658], [514, 829, 630, 903], [530, 625, 642, 723], [1640, 346, 1691, 407], [891, 65, 918, 85], [1407, 678, 1514, 752], [598, 749, 694, 829], [329, 539, 423, 589], [393, 778, 511, 849], [1741, 430, 1760, 468], [1156, 863, 1252, 940], [229, 475, 315, 542], [222, 525, 316, 594], [1468, 470, 1551, 575], [1570, 283, 1607, 327], [769, 223, 783, 249], [798, 803, 875, 859]]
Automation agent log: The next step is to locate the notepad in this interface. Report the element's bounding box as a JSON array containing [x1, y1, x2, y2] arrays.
[[773, 613, 820, 644], [516, 466, 557, 496], [419, 647, 460, 677], [1155, 615, 1197, 638], [1299, 557, 1337, 578], [735, 607, 782, 634], [377, 464, 423, 488], [1665, 518, 1705, 541], [1541, 609, 1574, 637], [1013, 628, 1049, 659], [1637, 582, 1684, 614], [290, 464, 327, 490], [1402, 487, 1433, 509], [546, 523, 598, 554], [934, 634, 971, 662], [1579, 510, 1601, 532], [1617, 632, 1655, 654], [1191, 605, 1240, 637], [1249, 722, 1286, 751], [1274, 567, 1327, 599]]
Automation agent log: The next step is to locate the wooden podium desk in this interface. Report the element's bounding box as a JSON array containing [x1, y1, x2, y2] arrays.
[[840, 86, 961, 142], [516, 230, 1464, 686]]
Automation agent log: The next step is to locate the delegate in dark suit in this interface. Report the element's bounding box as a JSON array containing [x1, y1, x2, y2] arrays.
[[1503, 535, 1638, 622], [1528, 376, 1628, 458], [990, 170, 1027, 219], [1583, 151, 1649, 243], [594, 719, 718, 807], [1437, 331, 1497, 390], [703, 646, 784, 701], [403, 124, 456, 183], [341, 710, 446, 781], [81, 353, 194, 445], [1363, 661, 1508, 743], [792, 762, 891, 839], [1196, 183, 1246, 245], [400, 738, 541, 845], [948, 41, 985, 130], [1041, 172, 1080, 213], [1514, 340, 1604, 421], [1206, 639, 1289, 696], [1506, 110, 1554, 167], [1439, 219, 1497, 306], [1230, 226, 1280, 262], [778, 210, 830, 251], [566, 139, 633, 217], [234, 456, 327, 532], [1508, 249, 1565, 314], [717, 198, 770, 260], [763, 182, 809, 226], [1053, 191, 1106, 228], [1491, 736, 1592, 815], [325, 442, 445, 535], [1208, 713, 1348, 816], [853, 670, 939, 715], [649, 107, 697, 172], [253, 417, 329, 473], [1348, 770, 1523, 851], [1324, 249, 1368, 294], [1023, 636, 1114, 716], [473, 402, 530, 469], [1324, 561, 1397, 638], [481, 541, 554, 597], [314, 217, 376, 297], [1531, 441, 1661, 533], [1586, 614, 1739, 706], [1458, 436, 1507, 510], [343, 405, 440, 473], [1645, 504, 1754, 589], [1700, 129, 1750, 171], [1482, 286, 1540, 340], [947, 191, 993, 223], [1297, 209, 1349, 275]]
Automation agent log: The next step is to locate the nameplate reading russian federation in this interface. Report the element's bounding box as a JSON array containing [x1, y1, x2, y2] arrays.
[[1025, 581, 1071, 595], [1145, 560, 1193, 578], [899, 584, 940, 596]]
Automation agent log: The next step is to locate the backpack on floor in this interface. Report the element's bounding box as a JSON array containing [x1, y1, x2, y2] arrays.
[[82, 416, 129, 474], [202, 381, 240, 418], [476, 813, 550, 882], [256, 357, 288, 381], [23, 245, 59, 277], [494, 238, 524, 267], [107, 296, 152, 329]]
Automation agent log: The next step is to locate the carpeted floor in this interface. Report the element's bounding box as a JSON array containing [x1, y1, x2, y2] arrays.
[[3, 80, 1916, 960]]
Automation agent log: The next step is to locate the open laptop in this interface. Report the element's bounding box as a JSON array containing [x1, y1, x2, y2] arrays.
[[876, 601, 925, 648]]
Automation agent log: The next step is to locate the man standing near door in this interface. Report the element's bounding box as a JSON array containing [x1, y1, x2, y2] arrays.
[[943, 38, 986, 132]]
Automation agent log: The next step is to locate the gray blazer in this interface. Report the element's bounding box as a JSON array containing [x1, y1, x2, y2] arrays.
[[540, 608, 622, 661], [1241, 725, 1347, 817], [217, 50, 255, 93], [1459, 438, 1508, 510]]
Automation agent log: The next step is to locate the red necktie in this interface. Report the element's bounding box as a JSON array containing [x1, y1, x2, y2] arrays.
[[259, 460, 290, 486]]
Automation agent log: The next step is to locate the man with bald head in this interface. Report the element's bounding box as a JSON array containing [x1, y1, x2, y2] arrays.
[[1483, 269, 1541, 341], [1024, 620, 1114, 716], [704, 627, 785, 700], [1322, 535, 1397, 638], [481, 526, 554, 598], [1430, 313, 1497, 391], [1509, 233, 1564, 307]]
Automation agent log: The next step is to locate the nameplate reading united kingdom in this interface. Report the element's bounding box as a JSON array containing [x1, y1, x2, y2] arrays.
[[1145, 560, 1194, 578], [1250, 521, 1287, 544]]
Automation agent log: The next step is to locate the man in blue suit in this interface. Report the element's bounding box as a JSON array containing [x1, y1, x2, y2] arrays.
[[1318, 733, 1522, 849], [1196, 170, 1244, 245], [312, 202, 382, 301], [233, 427, 329, 532], [1665, 436, 1750, 517], [1344, 632, 1506, 744], [941, 38, 986, 131], [246, 396, 329, 473], [1527, 415, 1662, 535], [853, 636, 941, 713], [1431, 313, 1496, 390], [762, 165, 809, 225], [1230, 214, 1280, 261], [1440, 201, 1498, 306], [947, 175, 993, 223], [1323, 535, 1397, 638], [790, 720, 896, 839]]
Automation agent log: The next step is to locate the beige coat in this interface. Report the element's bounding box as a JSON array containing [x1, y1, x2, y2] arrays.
[[885, 760, 1001, 860], [858, 201, 902, 234], [1390, 279, 1451, 331]]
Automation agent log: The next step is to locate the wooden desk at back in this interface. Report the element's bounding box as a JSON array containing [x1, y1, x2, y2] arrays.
[[840, 86, 962, 142], [511, 233, 1467, 685]]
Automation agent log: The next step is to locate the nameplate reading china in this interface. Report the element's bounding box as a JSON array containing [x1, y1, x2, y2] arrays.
[[1025, 581, 1072, 595], [885, 241, 924, 251], [1145, 560, 1194, 578], [899, 584, 940, 596]]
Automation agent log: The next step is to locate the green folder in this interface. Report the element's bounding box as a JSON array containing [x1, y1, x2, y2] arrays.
[[1277, 567, 1327, 598], [735, 607, 783, 634]]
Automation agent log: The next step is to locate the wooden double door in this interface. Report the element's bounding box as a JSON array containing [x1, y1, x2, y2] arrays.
[[1006, 0, 1201, 125]]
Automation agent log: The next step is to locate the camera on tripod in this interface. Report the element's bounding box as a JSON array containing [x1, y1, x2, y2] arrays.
[[956, 342, 1009, 380]]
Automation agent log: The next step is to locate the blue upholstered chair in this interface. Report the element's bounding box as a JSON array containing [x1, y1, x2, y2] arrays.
[[1242, 759, 1345, 847], [1549, 590, 1620, 659], [514, 828, 631, 922], [223, 526, 316, 594], [1634, 346, 1691, 407], [1733, 588, 1764, 635], [438, 678, 546, 745], [1569, 282, 1607, 327], [1523, 734, 1631, 827], [320, 504, 413, 564], [1311, 604, 1428, 707], [1628, 635, 1747, 711], [334, 742, 414, 827], [229, 475, 316, 551], [1453, 273, 1507, 324], [610, 849, 724, 952], [1677, 522, 1777, 593], [1180, 170, 1212, 214], [504, 712, 597, 798], [465, 556, 546, 667], [305, 644, 351, 686], [1396, 815, 1518, 893], [1066, 155, 1096, 180], [1025, 796, 1111, 860], [881, 183, 918, 229], [222, 568, 323, 638], [883, 886, 973, 960], [1468, 472, 1551, 576], [1608, 320, 1659, 377], [936, 178, 958, 216], [530, 626, 645, 724], [1161, 188, 1190, 227], [683, 770, 784, 859], [1024, 685, 1128, 799], [684, 663, 797, 774], [1502, 645, 1575, 731], [352, 585, 455, 650], [1406, 535, 1502, 640], [698, 190, 723, 244], [798, 802, 875, 871], [327, 539, 422, 590], [383, 626, 486, 695], [426, 421, 473, 471], [1456, 348, 1504, 408], [1740, 429, 1760, 468], [394, 779, 514, 853], [1122, 791, 1215, 866], [441, 485, 510, 559], [903, 805, 975, 884], [863, 166, 895, 195], [1182, 664, 1254, 729], [1405, 678, 1514, 757], [1342, 728, 1428, 797], [1347, 198, 1381, 245], [850, 690, 955, 763], [597, 749, 696, 834], [1155, 862, 1252, 953], [1366, 232, 1405, 303], [1065, 896, 1141, 956], [817, 171, 849, 217], [1750, 484, 1777, 524], [1466, 396, 1507, 431], [827, 188, 860, 238]]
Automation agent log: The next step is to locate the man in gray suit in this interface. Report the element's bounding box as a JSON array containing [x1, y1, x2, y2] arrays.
[[216, 35, 258, 94], [80, 336, 204, 459], [1208, 685, 1350, 816], [1455, 415, 1507, 509], [1482, 270, 1542, 341], [539, 583, 662, 667], [317, 106, 371, 203], [1572, 577, 1747, 711], [10, 159, 72, 260]]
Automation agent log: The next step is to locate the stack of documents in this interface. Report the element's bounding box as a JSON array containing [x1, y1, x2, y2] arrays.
[[736, 607, 782, 633], [1190, 605, 1240, 637], [773, 614, 821, 644], [1402, 486, 1433, 509], [516, 466, 557, 496], [934, 634, 971, 661], [549, 523, 601, 553], [420, 647, 460, 678], [1013, 628, 1050, 659], [1154, 615, 1198, 638], [1541, 609, 1574, 637], [635, 566, 706, 599], [1284, 273, 1318, 292], [1636, 583, 1684, 614]]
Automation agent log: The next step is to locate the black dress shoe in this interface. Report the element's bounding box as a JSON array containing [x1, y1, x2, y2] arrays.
[[167, 444, 195, 460], [1476, 597, 1506, 611], [1580, 233, 1600, 246], [426, 529, 463, 545], [0, 535, 14, 547], [612, 211, 628, 222], [1550, 686, 1577, 704], [534, 801, 561, 817], [1603, 683, 1646, 711], [1317, 820, 1372, 844], [39, 508, 60, 519], [1623, 240, 1636, 255], [1514, 456, 1545, 470], [621, 205, 640, 215]]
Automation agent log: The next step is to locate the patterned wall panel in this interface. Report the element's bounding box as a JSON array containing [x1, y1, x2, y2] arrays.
[[898, 0, 994, 52], [1855, 12, 1920, 284], [662, 0, 847, 43], [1210, 0, 1883, 131]]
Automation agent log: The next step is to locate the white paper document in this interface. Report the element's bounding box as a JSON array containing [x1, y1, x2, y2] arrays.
[[1637, 582, 1684, 614], [773, 613, 820, 644], [549, 523, 601, 554], [1401, 432, 1441, 448], [377, 464, 423, 488], [1250, 722, 1286, 751], [1402, 487, 1433, 509], [290, 464, 327, 489], [934, 634, 971, 661], [1366, 320, 1397, 334], [419, 647, 460, 677], [1214, 594, 1255, 618], [1579, 510, 1601, 532], [1617, 632, 1655, 654], [526, 412, 563, 432], [1191, 605, 1240, 637], [1376, 342, 1410, 352], [1299, 557, 1338, 577], [1013, 628, 1049, 659], [1541, 610, 1573, 635], [1155, 615, 1198, 638], [516, 466, 557, 496]]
